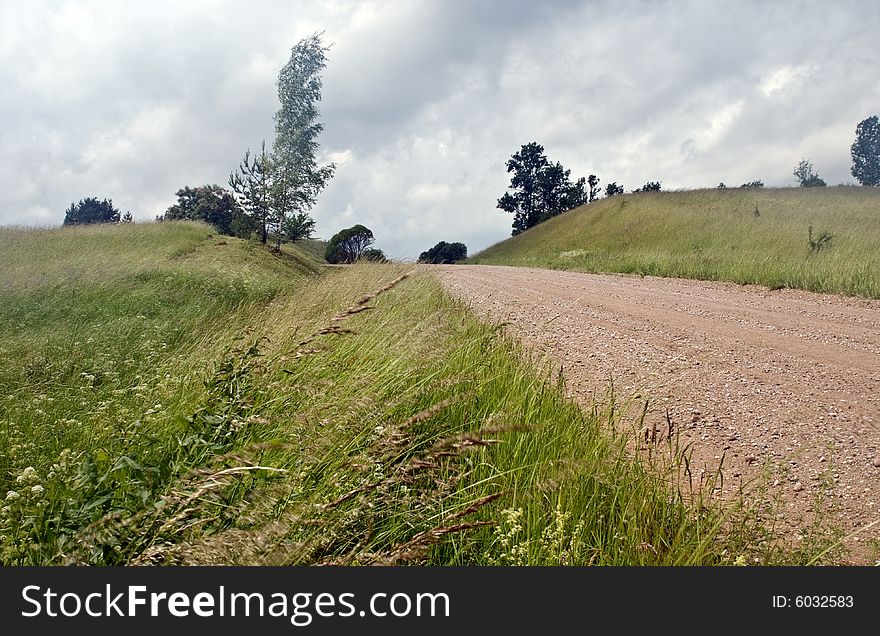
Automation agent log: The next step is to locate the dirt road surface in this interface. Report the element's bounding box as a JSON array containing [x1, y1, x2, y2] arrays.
[[434, 264, 880, 563]]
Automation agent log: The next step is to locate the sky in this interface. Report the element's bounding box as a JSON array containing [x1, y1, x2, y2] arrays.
[[1, 0, 878, 259]]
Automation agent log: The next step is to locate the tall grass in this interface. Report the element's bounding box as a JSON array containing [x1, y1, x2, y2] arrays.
[[469, 186, 880, 297], [0, 223, 821, 564]]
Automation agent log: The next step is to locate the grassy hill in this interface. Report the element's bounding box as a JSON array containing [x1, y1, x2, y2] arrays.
[[470, 186, 880, 298], [0, 221, 829, 565]]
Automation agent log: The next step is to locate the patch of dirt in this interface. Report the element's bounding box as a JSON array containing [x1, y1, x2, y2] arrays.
[[434, 264, 880, 563]]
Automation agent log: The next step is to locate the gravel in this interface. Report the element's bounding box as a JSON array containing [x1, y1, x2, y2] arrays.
[[434, 264, 880, 563]]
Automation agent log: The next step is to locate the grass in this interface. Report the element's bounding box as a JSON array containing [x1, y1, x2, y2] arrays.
[[469, 186, 880, 298], [0, 221, 826, 565]]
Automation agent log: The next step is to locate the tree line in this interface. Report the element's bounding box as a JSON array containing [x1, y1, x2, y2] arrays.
[[498, 115, 880, 236]]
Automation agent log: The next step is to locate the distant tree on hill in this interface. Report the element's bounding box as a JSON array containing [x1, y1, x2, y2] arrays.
[[164, 184, 244, 235], [851, 115, 880, 186], [418, 241, 468, 264], [717, 182, 727, 189], [604, 182, 624, 197], [271, 33, 335, 243], [793, 158, 826, 187], [497, 142, 588, 235], [121, 212, 134, 223], [325, 224, 374, 263], [740, 180, 764, 189], [633, 181, 661, 193], [63, 197, 121, 225], [587, 175, 601, 202]]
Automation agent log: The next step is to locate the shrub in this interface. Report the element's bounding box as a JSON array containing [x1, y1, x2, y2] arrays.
[[418, 241, 468, 264]]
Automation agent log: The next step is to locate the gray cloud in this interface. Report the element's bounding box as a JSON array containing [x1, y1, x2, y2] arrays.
[[1, 0, 877, 258]]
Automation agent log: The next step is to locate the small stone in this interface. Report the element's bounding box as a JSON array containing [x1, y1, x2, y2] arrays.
[[793, 482, 803, 492], [872, 455, 880, 468]]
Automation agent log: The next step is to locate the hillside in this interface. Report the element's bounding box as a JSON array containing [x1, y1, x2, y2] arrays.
[[470, 186, 880, 298], [0, 221, 822, 565]]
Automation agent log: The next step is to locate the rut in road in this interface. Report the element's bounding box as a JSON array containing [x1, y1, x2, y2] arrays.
[[434, 264, 880, 563]]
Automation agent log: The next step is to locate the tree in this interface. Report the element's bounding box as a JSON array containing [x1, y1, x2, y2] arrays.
[[164, 184, 244, 235], [605, 182, 624, 197], [740, 180, 764, 189], [121, 212, 134, 223], [497, 142, 548, 234], [418, 241, 468, 264], [229, 34, 336, 248], [587, 175, 601, 202], [281, 211, 316, 242], [497, 142, 587, 235], [851, 115, 880, 186], [229, 141, 273, 244], [63, 197, 121, 225], [325, 224, 374, 263], [633, 181, 661, 193], [271, 34, 335, 241], [717, 182, 727, 189], [793, 158, 826, 187]]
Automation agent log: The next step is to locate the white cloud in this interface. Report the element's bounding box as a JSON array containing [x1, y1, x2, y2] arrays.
[[759, 65, 813, 97], [692, 100, 746, 153]]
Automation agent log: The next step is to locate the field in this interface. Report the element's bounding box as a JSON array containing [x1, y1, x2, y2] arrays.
[[0, 222, 830, 565], [469, 186, 880, 298]]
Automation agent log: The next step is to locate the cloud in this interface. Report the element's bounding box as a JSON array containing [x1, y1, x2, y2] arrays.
[[1, 0, 878, 255]]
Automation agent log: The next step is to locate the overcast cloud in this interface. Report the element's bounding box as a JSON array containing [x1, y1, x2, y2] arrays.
[[1, 0, 878, 258]]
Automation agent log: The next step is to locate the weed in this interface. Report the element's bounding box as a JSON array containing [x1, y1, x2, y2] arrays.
[[807, 225, 834, 253]]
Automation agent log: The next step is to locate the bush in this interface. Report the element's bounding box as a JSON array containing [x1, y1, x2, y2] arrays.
[[418, 241, 468, 264], [808, 225, 834, 253], [360, 248, 387, 263]]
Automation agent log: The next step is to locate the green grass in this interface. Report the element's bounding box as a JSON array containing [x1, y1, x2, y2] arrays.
[[0, 222, 825, 565], [469, 186, 880, 297]]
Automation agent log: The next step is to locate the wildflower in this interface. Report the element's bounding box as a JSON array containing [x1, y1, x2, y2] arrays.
[[30, 485, 45, 497], [5, 491, 20, 501], [16, 467, 38, 485]]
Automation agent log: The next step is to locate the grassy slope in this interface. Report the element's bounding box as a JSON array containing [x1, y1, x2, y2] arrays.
[[470, 186, 880, 297], [0, 222, 824, 565]]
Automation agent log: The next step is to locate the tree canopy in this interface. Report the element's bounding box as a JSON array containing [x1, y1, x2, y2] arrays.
[[63, 197, 121, 225], [325, 224, 375, 264], [851, 115, 880, 186], [271, 34, 335, 231], [497, 142, 588, 235], [418, 241, 467, 264]]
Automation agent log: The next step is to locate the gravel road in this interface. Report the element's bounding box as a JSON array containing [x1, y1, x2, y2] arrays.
[[434, 264, 880, 562]]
